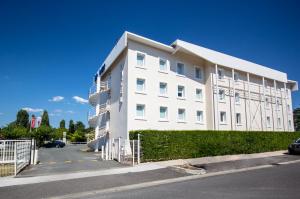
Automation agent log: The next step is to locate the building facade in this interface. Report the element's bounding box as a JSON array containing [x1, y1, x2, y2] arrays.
[[88, 31, 298, 150]]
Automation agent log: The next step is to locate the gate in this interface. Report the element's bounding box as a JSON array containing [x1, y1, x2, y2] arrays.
[[0, 140, 32, 177]]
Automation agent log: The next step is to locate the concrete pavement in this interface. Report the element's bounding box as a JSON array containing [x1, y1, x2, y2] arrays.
[[85, 162, 300, 199]]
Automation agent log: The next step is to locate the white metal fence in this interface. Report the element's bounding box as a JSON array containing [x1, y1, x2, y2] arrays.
[[100, 136, 141, 166], [0, 140, 31, 177]]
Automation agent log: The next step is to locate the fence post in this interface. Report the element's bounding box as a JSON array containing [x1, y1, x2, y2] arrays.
[[137, 134, 140, 164], [2, 141, 5, 162], [118, 137, 121, 162], [30, 139, 34, 165], [14, 142, 17, 176], [105, 141, 109, 160], [101, 145, 104, 159], [109, 139, 112, 160], [132, 140, 135, 166]]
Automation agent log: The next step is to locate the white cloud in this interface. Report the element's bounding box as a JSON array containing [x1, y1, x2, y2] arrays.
[[49, 113, 56, 116], [49, 96, 64, 102], [22, 107, 44, 113], [54, 109, 62, 113], [73, 96, 88, 104], [66, 110, 75, 114]]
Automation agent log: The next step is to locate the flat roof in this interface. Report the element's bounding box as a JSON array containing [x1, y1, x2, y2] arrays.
[[98, 31, 293, 83]]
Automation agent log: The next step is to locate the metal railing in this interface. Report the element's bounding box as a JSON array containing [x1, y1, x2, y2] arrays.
[[89, 81, 111, 97], [88, 101, 110, 120], [0, 140, 31, 177]]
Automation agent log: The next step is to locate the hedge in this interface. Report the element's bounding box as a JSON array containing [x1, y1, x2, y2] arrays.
[[130, 130, 300, 162]]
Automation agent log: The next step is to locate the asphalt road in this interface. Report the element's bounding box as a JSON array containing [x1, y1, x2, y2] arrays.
[[88, 162, 300, 199], [20, 144, 124, 176]]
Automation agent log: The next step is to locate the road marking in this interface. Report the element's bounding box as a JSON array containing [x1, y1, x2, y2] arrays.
[[48, 162, 56, 164], [46, 165, 274, 199], [276, 159, 300, 165], [65, 161, 72, 163]]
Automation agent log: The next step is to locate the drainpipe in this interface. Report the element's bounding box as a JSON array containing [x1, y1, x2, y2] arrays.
[[215, 64, 220, 130], [247, 73, 252, 131]]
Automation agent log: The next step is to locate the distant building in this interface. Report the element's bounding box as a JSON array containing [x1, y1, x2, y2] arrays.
[[88, 31, 298, 151]]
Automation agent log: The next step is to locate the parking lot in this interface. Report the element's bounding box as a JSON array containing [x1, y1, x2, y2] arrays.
[[20, 144, 125, 176]]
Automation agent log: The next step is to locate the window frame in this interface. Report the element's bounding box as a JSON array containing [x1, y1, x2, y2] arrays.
[[177, 108, 186, 122], [236, 113, 242, 125], [196, 110, 204, 124], [266, 116, 271, 128], [136, 78, 146, 94], [218, 89, 225, 102], [159, 106, 168, 121], [177, 85, 186, 99], [159, 82, 168, 97], [195, 88, 203, 102], [194, 66, 202, 80], [235, 92, 240, 104], [176, 62, 185, 76], [220, 111, 227, 124], [135, 104, 146, 120], [136, 52, 146, 68], [217, 68, 225, 80], [159, 58, 168, 73]]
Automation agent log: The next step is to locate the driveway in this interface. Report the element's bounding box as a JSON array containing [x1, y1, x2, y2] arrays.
[[20, 144, 125, 176]]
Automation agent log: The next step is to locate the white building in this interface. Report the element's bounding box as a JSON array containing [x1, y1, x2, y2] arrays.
[[88, 31, 298, 150]]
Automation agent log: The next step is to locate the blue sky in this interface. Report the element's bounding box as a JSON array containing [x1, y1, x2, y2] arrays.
[[0, 0, 299, 127]]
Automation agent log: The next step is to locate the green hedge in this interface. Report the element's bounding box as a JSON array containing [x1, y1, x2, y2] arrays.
[[130, 130, 300, 162]]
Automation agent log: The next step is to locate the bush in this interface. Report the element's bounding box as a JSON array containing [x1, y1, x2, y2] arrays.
[[130, 130, 300, 162], [34, 126, 53, 147], [70, 130, 86, 142], [1, 125, 30, 139]]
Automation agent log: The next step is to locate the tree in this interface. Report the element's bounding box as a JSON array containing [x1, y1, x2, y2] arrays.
[[16, 109, 29, 128], [293, 108, 300, 131], [59, 120, 66, 129], [34, 126, 53, 147], [41, 110, 50, 127], [75, 121, 85, 132], [1, 125, 30, 139], [68, 120, 75, 134]]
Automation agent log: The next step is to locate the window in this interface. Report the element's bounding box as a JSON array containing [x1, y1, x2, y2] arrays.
[[159, 82, 167, 96], [136, 78, 145, 93], [196, 111, 203, 123], [264, 80, 268, 88], [276, 99, 280, 110], [137, 53, 145, 67], [220, 112, 227, 123], [177, 85, 185, 98], [178, 109, 186, 121], [265, 97, 270, 108], [267, 116, 271, 127], [196, 89, 203, 101], [234, 72, 239, 81], [235, 92, 240, 104], [177, 63, 184, 75], [159, 59, 167, 71], [288, 120, 292, 129], [159, 106, 168, 120], [136, 104, 145, 118], [236, 113, 241, 125], [219, 89, 225, 101], [195, 67, 202, 79], [218, 69, 224, 79], [287, 104, 290, 112], [277, 118, 281, 128]]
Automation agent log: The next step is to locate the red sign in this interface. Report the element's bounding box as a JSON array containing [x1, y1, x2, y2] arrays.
[[31, 115, 36, 129]]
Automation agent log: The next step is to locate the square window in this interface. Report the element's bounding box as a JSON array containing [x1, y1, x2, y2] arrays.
[[159, 82, 167, 96], [236, 113, 241, 124], [265, 97, 270, 108], [136, 104, 145, 118], [288, 120, 292, 128], [195, 67, 202, 79], [159, 59, 167, 71], [219, 89, 225, 101], [235, 92, 240, 104], [287, 104, 290, 112], [196, 89, 203, 101], [178, 109, 186, 121], [267, 116, 271, 127], [137, 53, 145, 66], [160, 106, 168, 119], [177, 63, 184, 75], [220, 111, 226, 123], [136, 78, 145, 92], [276, 99, 280, 109], [196, 111, 203, 123], [178, 85, 185, 98]]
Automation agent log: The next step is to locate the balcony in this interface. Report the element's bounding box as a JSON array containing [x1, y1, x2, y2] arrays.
[[89, 81, 111, 106], [88, 101, 110, 127]]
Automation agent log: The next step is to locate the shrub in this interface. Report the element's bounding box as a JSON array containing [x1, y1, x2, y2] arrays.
[[130, 130, 300, 162]]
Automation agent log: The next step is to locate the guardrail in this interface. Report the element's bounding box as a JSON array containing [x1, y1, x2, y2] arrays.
[[0, 140, 32, 177]]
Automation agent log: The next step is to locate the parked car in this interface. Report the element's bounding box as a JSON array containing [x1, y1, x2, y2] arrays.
[[44, 140, 65, 148], [288, 138, 300, 154]]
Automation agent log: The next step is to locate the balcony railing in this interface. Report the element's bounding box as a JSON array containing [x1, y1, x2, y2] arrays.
[[89, 81, 111, 97], [88, 101, 110, 120]]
